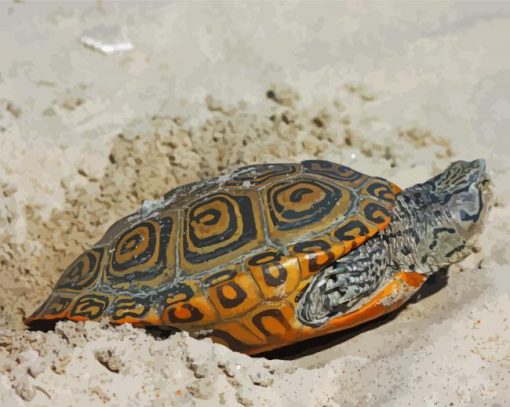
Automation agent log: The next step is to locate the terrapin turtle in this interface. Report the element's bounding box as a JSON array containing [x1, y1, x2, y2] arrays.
[[26, 159, 491, 354]]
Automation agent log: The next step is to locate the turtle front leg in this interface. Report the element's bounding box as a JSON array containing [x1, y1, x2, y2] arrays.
[[323, 245, 391, 313], [297, 236, 394, 326]]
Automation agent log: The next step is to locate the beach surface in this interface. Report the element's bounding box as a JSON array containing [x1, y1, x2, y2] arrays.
[[1, 2, 509, 405]]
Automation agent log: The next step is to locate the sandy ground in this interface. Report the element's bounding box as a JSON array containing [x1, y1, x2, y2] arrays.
[[1, 2, 510, 406]]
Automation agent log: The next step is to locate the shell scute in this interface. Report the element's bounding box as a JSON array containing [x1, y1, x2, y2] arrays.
[[249, 302, 298, 340], [160, 281, 217, 327], [179, 189, 265, 275], [207, 271, 261, 320], [54, 247, 105, 292], [359, 198, 393, 229], [245, 249, 301, 299], [360, 178, 399, 203], [69, 292, 111, 321], [332, 215, 376, 242], [110, 295, 152, 323], [103, 213, 177, 290], [262, 175, 353, 244]]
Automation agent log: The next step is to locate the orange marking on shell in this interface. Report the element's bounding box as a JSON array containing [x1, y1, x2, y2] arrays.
[[213, 301, 302, 354], [24, 310, 67, 325], [240, 301, 301, 352], [200, 265, 243, 287], [357, 198, 393, 230], [359, 179, 399, 202], [379, 216, 391, 230], [29, 293, 110, 325], [329, 242, 346, 258], [254, 304, 297, 335], [70, 315, 89, 322], [110, 296, 148, 320], [125, 239, 137, 250], [268, 267, 281, 279], [186, 296, 216, 324], [350, 226, 376, 242], [174, 305, 192, 320], [247, 256, 301, 300], [54, 249, 103, 292], [351, 235, 368, 249], [208, 273, 261, 320], [390, 182, 402, 194], [259, 315, 287, 336], [221, 284, 238, 300], [161, 287, 217, 327], [342, 240, 354, 254]]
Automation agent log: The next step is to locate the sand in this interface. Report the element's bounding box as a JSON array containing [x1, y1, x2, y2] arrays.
[[1, 2, 509, 406]]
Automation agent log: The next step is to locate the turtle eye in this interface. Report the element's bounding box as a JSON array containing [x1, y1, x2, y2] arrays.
[[452, 187, 484, 233]]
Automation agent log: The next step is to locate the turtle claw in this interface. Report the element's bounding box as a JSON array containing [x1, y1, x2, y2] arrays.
[[325, 275, 349, 293], [326, 283, 365, 307], [323, 269, 373, 309]]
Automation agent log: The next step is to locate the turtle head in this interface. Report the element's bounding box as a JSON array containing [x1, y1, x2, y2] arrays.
[[421, 159, 492, 264], [429, 159, 491, 232], [428, 159, 488, 194]]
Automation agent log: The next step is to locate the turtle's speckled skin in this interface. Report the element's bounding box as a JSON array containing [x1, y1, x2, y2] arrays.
[[26, 159, 490, 354]]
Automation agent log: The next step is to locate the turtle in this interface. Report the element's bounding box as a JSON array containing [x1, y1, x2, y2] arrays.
[[25, 159, 491, 355]]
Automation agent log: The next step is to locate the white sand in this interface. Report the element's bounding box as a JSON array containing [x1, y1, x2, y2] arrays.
[[1, 2, 509, 405]]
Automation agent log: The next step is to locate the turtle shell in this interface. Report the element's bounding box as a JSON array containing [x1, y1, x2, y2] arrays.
[[26, 160, 401, 353]]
